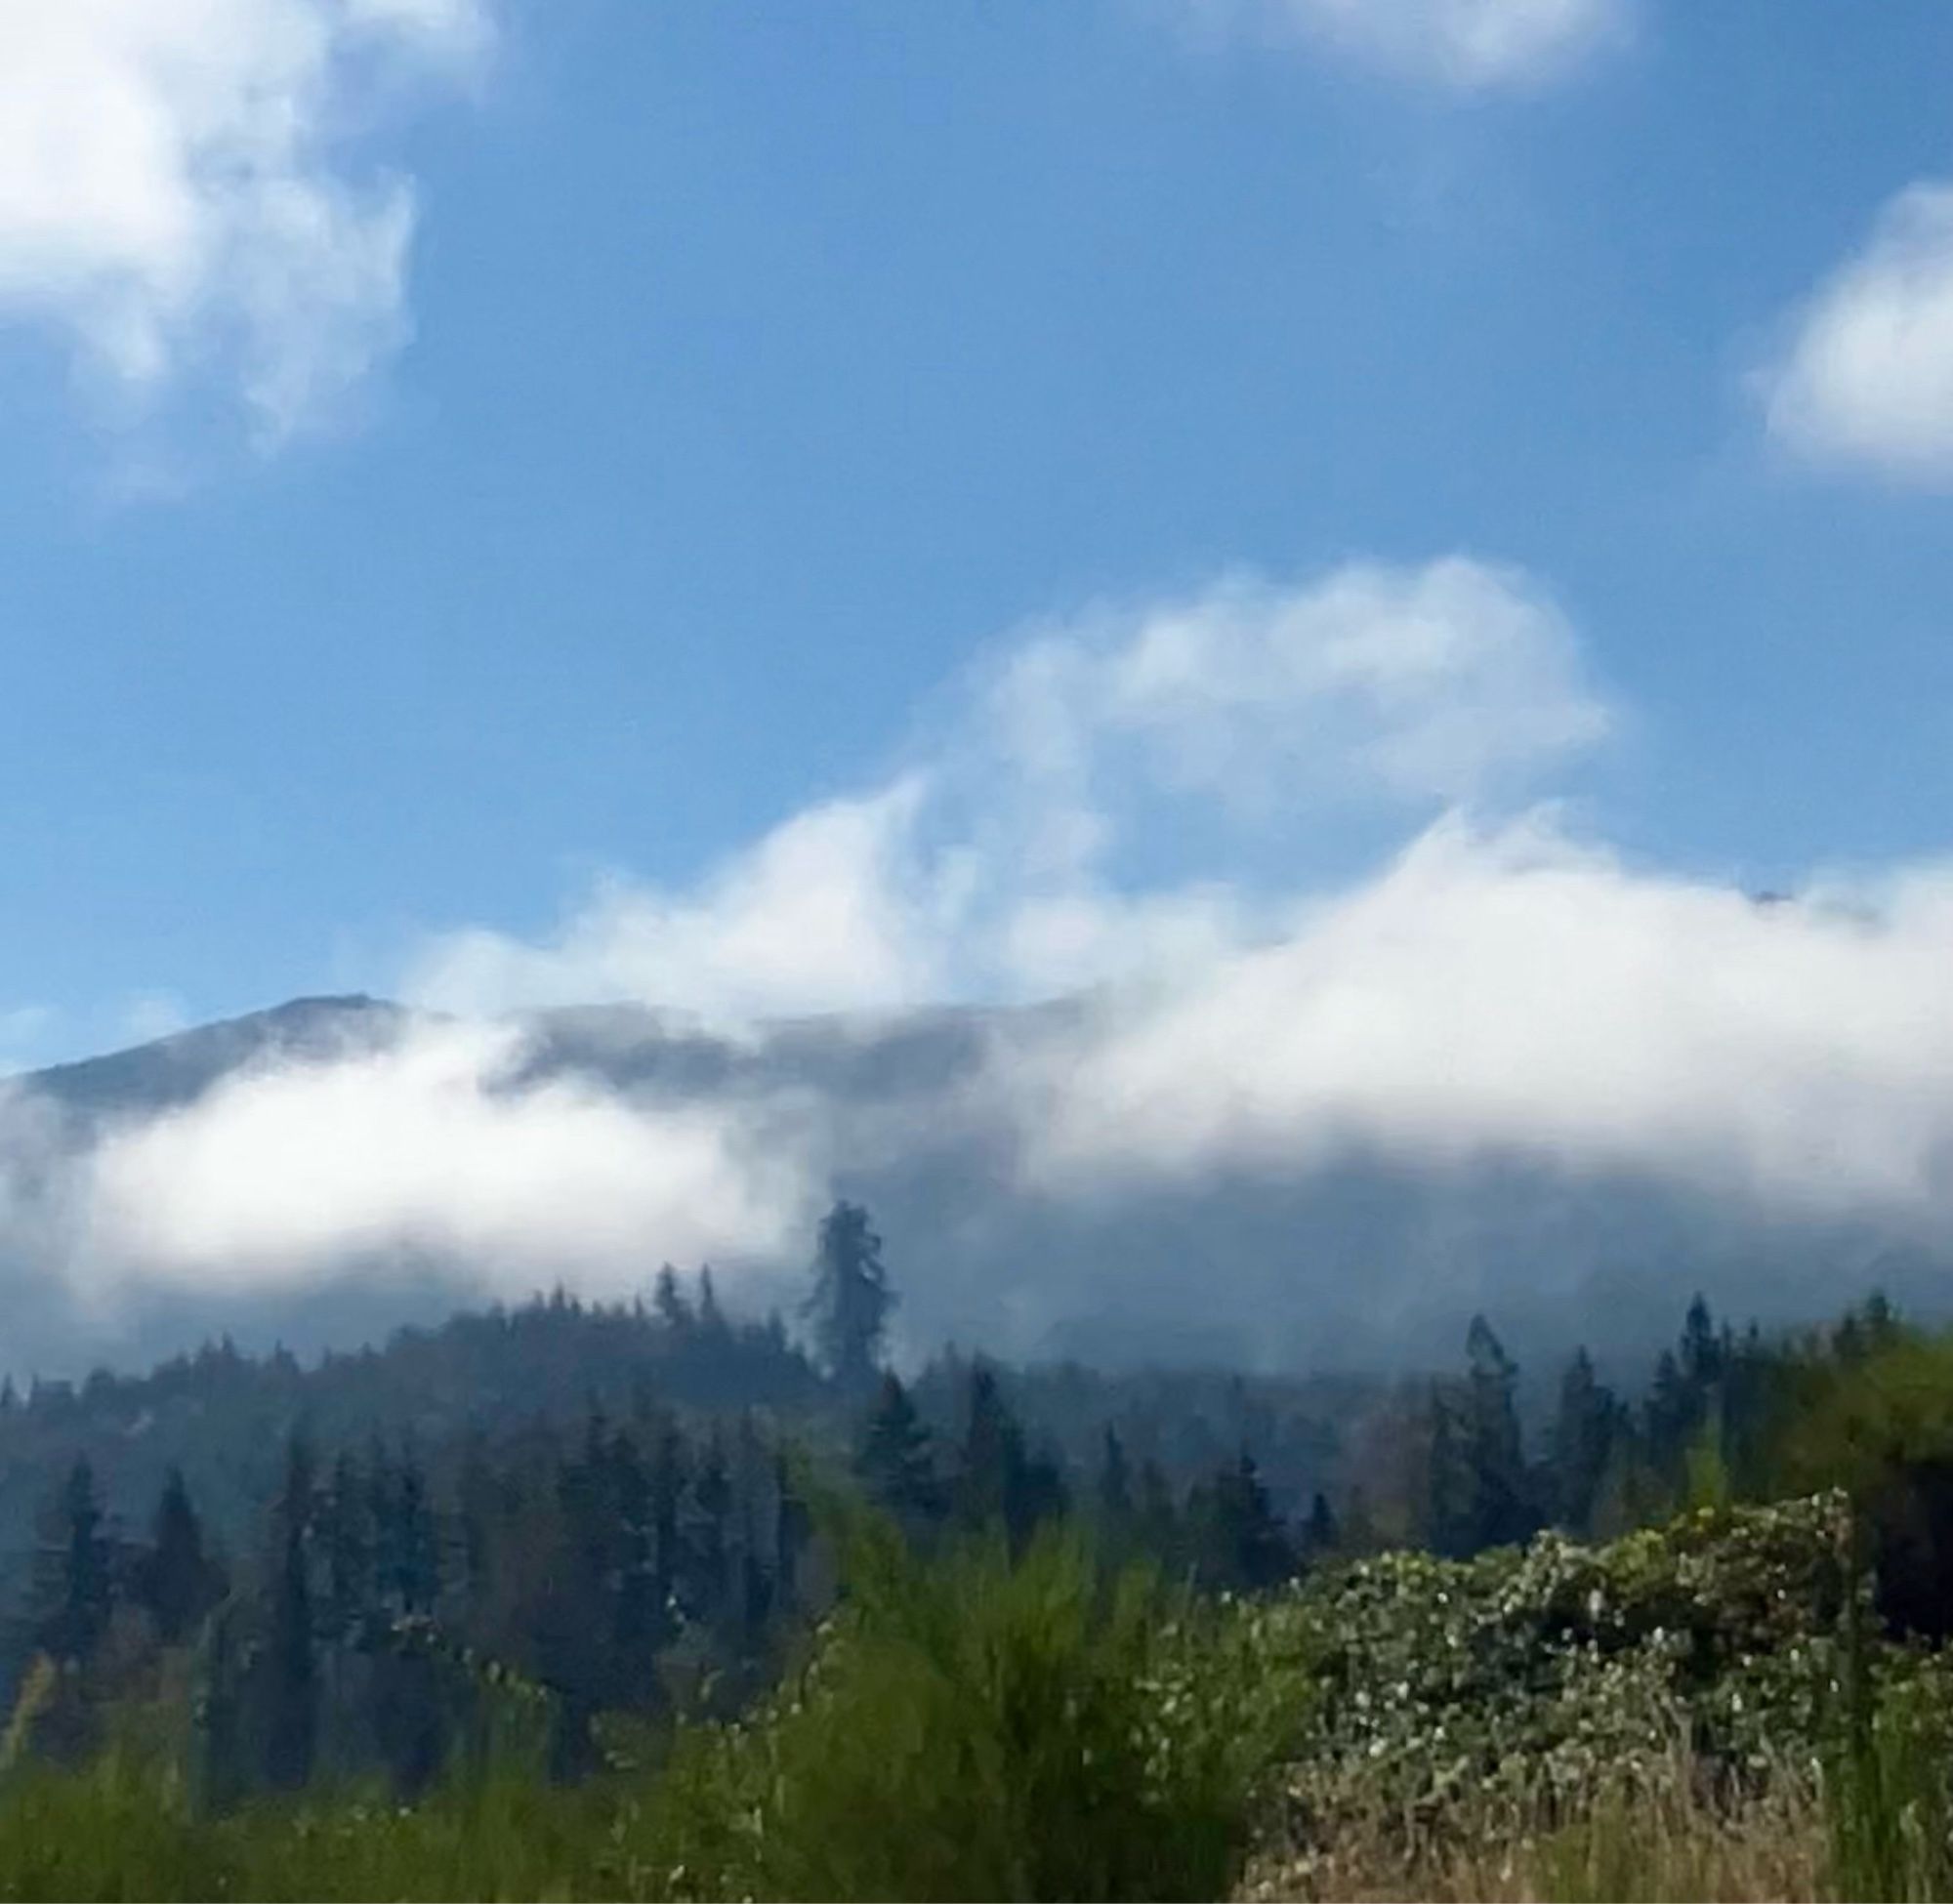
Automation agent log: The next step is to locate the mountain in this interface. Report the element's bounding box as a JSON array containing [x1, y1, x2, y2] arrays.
[[22, 995, 414, 1127], [0, 994, 1944, 1387]]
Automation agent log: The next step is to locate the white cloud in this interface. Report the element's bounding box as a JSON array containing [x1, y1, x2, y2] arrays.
[[1760, 183, 1953, 482], [1011, 813, 1953, 1220], [21, 551, 1953, 1351], [411, 779, 964, 1025], [989, 558, 1606, 820], [1178, 0, 1629, 91], [74, 1019, 820, 1304], [410, 556, 1606, 1020], [0, 0, 489, 441]]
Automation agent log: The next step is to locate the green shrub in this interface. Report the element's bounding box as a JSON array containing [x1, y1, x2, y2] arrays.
[[645, 1510, 1312, 1900]]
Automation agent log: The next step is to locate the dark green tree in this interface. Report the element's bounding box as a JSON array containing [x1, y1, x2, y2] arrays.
[[1097, 1425, 1134, 1533], [854, 1372, 944, 1532], [35, 1456, 113, 1665], [803, 1200, 894, 1392], [1549, 1346, 1619, 1537], [1462, 1315, 1534, 1552], [135, 1467, 226, 1645], [261, 1432, 318, 1791], [653, 1263, 692, 1334], [1187, 1451, 1293, 1593], [1303, 1489, 1339, 1560], [953, 1364, 1065, 1555]]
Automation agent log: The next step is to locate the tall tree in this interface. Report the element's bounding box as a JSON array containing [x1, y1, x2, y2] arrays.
[[261, 1432, 318, 1791], [135, 1467, 226, 1645], [1549, 1346, 1619, 1537], [653, 1264, 692, 1334], [35, 1457, 113, 1665], [1303, 1490, 1339, 1561], [1097, 1426, 1134, 1533], [803, 1201, 894, 1392], [1187, 1451, 1294, 1593], [1462, 1315, 1534, 1552], [953, 1364, 1065, 1554], [855, 1373, 944, 1533]]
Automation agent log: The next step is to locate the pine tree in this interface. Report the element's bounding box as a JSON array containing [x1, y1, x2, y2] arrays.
[[803, 1201, 894, 1392], [1461, 1315, 1534, 1552], [320, 1450, 374, 1646], [1303, 1490, 1338, 1559], [854, 1373, 944, 1532], [261, 1433, 318, 1791], [135, 1467, 225, 1645], [35, 1456, 113, 1666], [773, 1448, 810, 1615], [1549, 1346, 1618, 1537], [686, 1429, 733, 1623], [1097, 1426, 1134, 1533], [696, 1265, 727, 1336], [1136, 1459, 1182, 1576], [1187, 1451, 1293, 1593], [952, 1364, 1064, 1554], [653, 1264, 692, 1334]]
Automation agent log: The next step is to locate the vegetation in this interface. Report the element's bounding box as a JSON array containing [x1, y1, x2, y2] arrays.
[[6, 1209, 1953, 1896]]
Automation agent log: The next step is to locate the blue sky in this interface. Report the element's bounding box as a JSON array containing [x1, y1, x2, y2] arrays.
[[8, 0, 1953, 1062]]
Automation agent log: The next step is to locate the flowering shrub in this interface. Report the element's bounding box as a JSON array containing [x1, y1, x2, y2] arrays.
[[1247, 1492, 1878, 1883]]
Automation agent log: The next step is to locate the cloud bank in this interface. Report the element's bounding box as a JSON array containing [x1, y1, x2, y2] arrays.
[[12, 549, 1953, 1366], [1760, 182, 1953, 483], [0, 0, 489, 441]]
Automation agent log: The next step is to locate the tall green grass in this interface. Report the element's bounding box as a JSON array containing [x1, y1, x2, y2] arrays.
[[0, 1511, 1312, 1901]]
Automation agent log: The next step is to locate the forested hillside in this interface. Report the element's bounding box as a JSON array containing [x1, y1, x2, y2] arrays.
[[4, 1194, 1953, 1898]]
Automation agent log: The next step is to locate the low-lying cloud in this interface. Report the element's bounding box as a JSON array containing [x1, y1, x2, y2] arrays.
[[68, 1019, 823, 1312], [11, 548, 1953, 1368]]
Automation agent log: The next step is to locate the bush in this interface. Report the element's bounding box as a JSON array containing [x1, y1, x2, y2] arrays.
[[645, 1510, 1312, 1900]]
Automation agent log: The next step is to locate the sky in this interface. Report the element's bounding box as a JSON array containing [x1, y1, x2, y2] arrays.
[[5, 1, 1953, 1363], [2, 0, 1953, 1062]]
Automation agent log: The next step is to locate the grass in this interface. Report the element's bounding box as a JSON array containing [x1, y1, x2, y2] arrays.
[[0, 1511, 1311, 1901]]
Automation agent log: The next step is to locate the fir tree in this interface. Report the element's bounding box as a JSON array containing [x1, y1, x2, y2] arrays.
[[135, 1467, 225, 1645], [35, 1456, 113, 1665], [1303, 1489, 1339, 1559], [854, 1373, 944, 1531], [1097, 1426, 1134, 1532], [1549, 1346, 1618, 1537], [1187, 1451, 1293, 1593], [803, 1201, 894, 1392], [261, 1433, 318, 1791], [652, 1264, 692, 1334]]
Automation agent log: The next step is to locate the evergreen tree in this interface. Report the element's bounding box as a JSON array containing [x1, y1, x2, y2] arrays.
[[686, 1428, 734, 1623], [803, 1200, 894, 1392], [1549, 1346, 1618, 1537], [35, 1456, 113, 1665], [854, 1373, 944, 1532], [1681, 1294, 1724, 1390], [952, 1364, 1064, 1554], [135, 1467, 225, 1645], [261, 1433, 318, 1791], [1463, 1314, 1533, 1552], [773, 1447, 810, 1615], [319, 1450, 374, 1646], [1187, 1452, 1293, 1593], [1136, 1458, 1182, 1576], [1303, 1490, 1338, 1560], [1097, 1426, 1134, 1532], [696, 1265, 727, 1336], [652, 1264, 692, 1334]]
